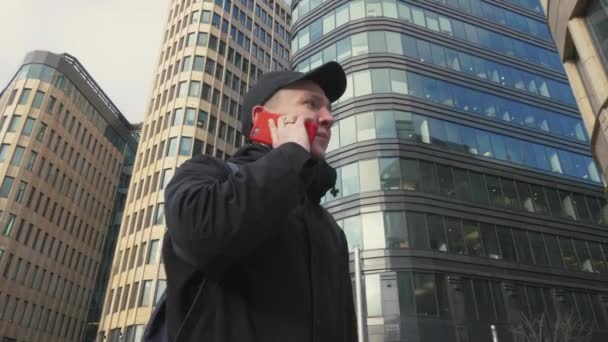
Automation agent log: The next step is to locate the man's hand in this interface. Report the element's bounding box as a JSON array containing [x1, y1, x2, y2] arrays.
[[268, 114, 313, 152]]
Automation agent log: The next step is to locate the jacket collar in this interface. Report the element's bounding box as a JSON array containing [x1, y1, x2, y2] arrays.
[[231, 143, 336, 204]]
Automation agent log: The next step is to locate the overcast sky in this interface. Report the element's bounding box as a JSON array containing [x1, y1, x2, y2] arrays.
[[0, 0, 169, 123]]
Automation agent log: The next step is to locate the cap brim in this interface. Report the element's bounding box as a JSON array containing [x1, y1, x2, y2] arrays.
[[288, 61, 347, 103]]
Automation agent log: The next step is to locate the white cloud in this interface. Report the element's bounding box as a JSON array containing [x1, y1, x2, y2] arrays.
[[0, 0, 169, 123]]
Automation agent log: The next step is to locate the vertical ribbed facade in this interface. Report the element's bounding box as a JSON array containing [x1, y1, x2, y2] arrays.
[[0, 51, 137, 342], [291, 0, 608, 341], [97, 0, 291, 340]]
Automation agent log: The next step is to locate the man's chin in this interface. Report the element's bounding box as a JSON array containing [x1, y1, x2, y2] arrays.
[[310, 148, 327, 160]]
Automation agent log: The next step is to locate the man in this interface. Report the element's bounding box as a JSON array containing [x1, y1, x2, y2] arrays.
[[161, 61, 357, 342]]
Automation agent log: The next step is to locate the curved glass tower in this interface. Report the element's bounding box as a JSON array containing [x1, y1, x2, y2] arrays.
[[291, 0, 608, 341], [98, 0, 292, 340]]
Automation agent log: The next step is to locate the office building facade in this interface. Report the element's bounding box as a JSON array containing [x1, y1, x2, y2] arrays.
[[291, 0, 608, 341], [97, 0, 292, 340], [0, 51, 137, 342], [541, 0, 608, 182]]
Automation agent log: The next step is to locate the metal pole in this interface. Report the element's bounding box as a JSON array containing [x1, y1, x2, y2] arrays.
[[354, 247, 365, 342], [491, 324, 499, 342]]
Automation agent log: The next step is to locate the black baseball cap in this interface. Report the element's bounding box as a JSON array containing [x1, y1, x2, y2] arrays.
[[240, 61, 347, 139]]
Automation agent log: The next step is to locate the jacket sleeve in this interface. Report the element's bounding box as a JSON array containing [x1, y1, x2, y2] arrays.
[[164, 143, 313, 276]]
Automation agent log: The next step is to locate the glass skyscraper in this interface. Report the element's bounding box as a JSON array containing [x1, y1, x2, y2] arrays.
[[290, 0, 608, 341]]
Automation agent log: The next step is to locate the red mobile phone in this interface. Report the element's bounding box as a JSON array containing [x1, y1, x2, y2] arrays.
[[249, 109, 318, 145]]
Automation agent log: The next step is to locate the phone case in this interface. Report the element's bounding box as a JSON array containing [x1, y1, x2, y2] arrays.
[[249, 110, 319, 145]]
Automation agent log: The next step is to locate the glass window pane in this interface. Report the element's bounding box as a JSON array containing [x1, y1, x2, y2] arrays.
[[179, 137, 192, 156], [574, 292, 595, 323], [0, 176, 15, 198], [371, 69, 391, 93], [427, 214, 447, 252], [530, 185, 549, 214], [444, 122, 465, 152], [560, 191, 578, 220], [351, 32, 369, 57], [543, 234, 563, 268], [139, 280, 152, 307], [462, 278, 478, 320], [341, 163, 360, 197], [528, 232, 550, 266], [336, 37, 352, 62], [517, 182, 535, 213], [496, 226, 517, 262], [391, 70, 408, 95], [398, 272, 415, 315], [155, 280, 167, 305], [480, 223, 500, 259], [473, 279, 496, 320], [490, 134, 507, 161], [573, 194, 592, 224], [10, 146, 25, 166], [395, 111, 413, 139], [588, 242, 607, 273], [469, 172, 489, 204], [437, 165, 455, 198], [513, 230, 533, 264], [22, 118, 36, 136], [574, 240, 593, 272], [419, 161, 438, 194], [476, 131, 493, 157], [379, 158, 401, 190], [526, 286, 545, 317], [400, 159, 420, 191], [485, 175, 503, 207], [428, 117, 447, 146], [357, 112, 376, 141], [452, 168, 472, 202], [375, 111, 396, 138], [365, 274, 382, 317], [461, 127, 478, 155], [368, 31, 386, 53], [445, 217, 465, 254], [414, 273, 437, 316], [412, 7, 426, 26], [349, 0, 365, 20], [339, 116, 357, 146], [559, 237, 579, 270], [500, 178, 520, 210], [435, 274, 450, 317], [353, 70, 372, 96], [359, 159, 380, 192], [505, 137, 523, 164], [463, 221, 483, 256], [322, 12, 335, 34], [407, 212, 428, 249], [343, 216, 363, 250], [362, 212, 385, 249], [384, 211, 408, 249], [386, 31, 402, 55]]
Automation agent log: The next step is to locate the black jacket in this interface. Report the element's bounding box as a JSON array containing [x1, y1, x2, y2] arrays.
[[163, 142, 357, 342]]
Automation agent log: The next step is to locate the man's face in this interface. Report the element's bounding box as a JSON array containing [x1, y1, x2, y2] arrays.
[[261, 80, 334, 159]]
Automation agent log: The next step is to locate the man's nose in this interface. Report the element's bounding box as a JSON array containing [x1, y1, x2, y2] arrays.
[[317, 108, 334, 127]]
